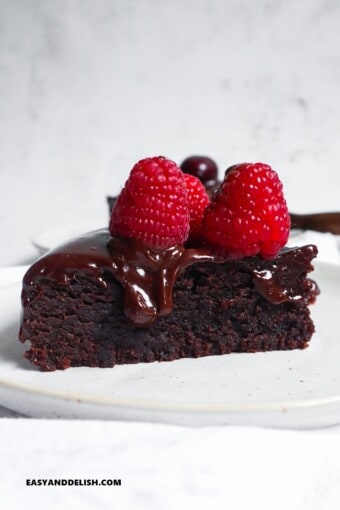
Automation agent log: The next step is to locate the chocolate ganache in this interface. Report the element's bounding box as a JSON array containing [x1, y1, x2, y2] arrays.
[[22, 229, 318, 328]]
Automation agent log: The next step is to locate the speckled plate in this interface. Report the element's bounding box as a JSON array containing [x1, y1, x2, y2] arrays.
[[0, 262, 339, 428]]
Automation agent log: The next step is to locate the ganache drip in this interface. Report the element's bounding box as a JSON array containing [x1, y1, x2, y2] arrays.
[[107, 237, 222, 327], [22, 229, 318, 328]]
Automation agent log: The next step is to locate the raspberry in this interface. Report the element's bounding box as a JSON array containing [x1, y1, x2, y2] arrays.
[[200, 162, 290, 259], [109, 156, 190, 249], [183, 173, 210, 237]]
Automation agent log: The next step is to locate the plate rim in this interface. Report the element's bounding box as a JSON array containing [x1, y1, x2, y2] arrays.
[[0, 260, 339, 419], [2, 372, 340, 415], [31, 222, 104, 253]]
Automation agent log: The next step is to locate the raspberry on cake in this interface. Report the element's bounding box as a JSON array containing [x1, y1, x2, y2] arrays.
[[19, 156, 319, 371], [200, 162, 290, 259], [110, 156, 190, 249], [183, 173, 210, 238]]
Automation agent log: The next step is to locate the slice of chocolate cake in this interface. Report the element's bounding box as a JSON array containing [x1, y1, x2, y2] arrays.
[[19, 157, 319, 371], [19, 229, 318, 371]]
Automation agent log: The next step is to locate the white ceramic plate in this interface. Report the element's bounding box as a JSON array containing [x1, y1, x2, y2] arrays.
[[0, 262, 339, 428]]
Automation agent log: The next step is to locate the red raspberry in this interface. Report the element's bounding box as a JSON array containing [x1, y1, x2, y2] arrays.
[[109, 156, 190, 249], [183, 174, 210, 237], [201, 162, 290, 259]]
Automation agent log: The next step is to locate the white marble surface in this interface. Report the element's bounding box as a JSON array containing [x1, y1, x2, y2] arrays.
[[1, 0, 340, 265]]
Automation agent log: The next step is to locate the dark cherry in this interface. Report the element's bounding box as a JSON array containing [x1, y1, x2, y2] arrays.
[[180, 156, 218, 185]]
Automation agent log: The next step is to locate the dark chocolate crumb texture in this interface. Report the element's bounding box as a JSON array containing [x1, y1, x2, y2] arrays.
[[19, 229, 318, 371], [19, 156, 319, 371]]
